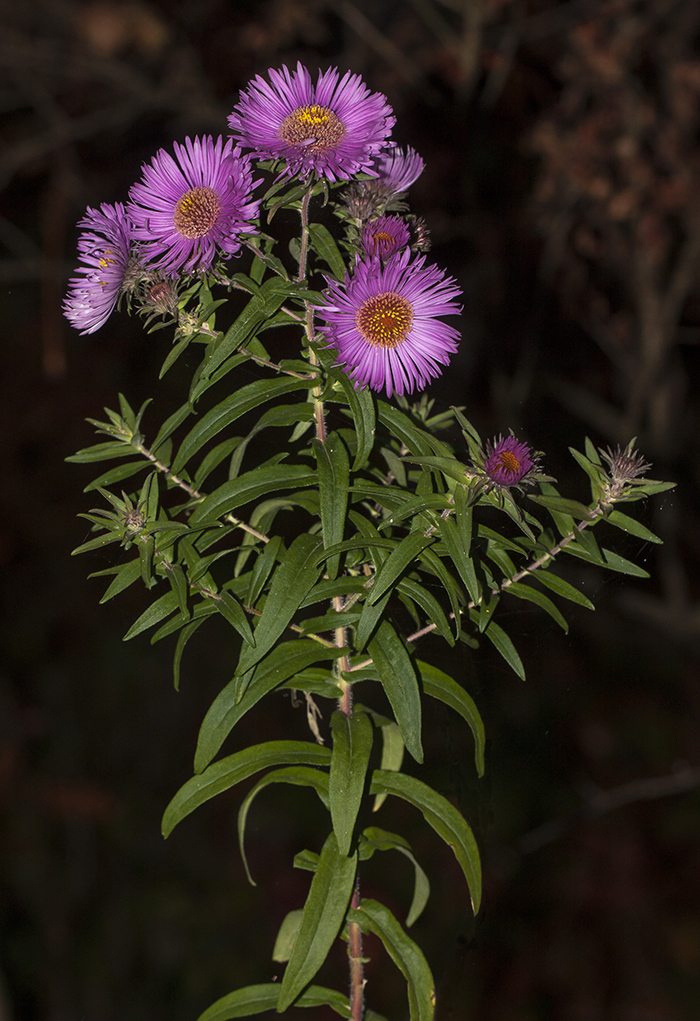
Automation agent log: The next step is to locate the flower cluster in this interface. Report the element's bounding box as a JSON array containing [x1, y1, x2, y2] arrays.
[[63, 62, 460, 400]]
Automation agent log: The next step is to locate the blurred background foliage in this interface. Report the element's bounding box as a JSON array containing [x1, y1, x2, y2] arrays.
[[1, 0, 700, 1018]]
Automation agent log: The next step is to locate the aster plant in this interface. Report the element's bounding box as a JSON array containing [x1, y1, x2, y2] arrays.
[[66, 62, 673, 1021]]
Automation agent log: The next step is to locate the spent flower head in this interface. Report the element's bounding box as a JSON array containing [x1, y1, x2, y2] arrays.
[[599, 441, 652, 506], [228, 62, 394, 182], [317, 248, 462, 398], [63, 203, 140, 334], [341, 145, 425, 222], [127, 136, 260, 276]]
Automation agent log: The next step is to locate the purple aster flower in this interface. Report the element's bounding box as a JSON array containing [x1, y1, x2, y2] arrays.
[[317, 249, 462, 398], [372, 145, 425, 194], [227, 62, 395, 182], [361, 214, 410, 259], [483, 435, 535, 488], [63, 202, 137, 335], [127, 136, 260, 275]]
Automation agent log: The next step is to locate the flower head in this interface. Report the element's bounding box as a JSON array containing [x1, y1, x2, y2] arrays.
[[63, 202, 138, 334], [361, 214, 410, 260], [341, 146, 425, 221], [228, 62, 395, 181], [317, 249, 462, 397], [599, 442, 652, 505], [482, 435, 537, 489], [127, 136, 260, 275]]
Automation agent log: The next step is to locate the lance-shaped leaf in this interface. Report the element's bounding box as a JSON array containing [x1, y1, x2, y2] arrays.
[[314, 433, 349, 581], [328, 370, 376, 470], [91, 558, 141, 603], [533, 569, 594, 609], [481, 618, 525, 680], [123, 590, 180, 641], [367, 621, 423, 764], [272, 909, 304, 963], [211, 591, 255, 646], [278, 832, 357, 1012], [162, 740, 330, 837], [396, 578, 454, 646], [359, 828, 430, 927], [502, 580, 569, 632], [416, 660, 485, 778], [234, 533, 325, 680], [238, 766, 330, 884], [369, 769, 481, 913], [348, 899, 435, 1021], [172, 376, 313, 475], [195, 639, 344, 773], [189, 463, 317, 526], [196, 982, 358, 1021], [328, 709, 374, 855], [308, 222, 346, 279], [438, 515, 480, 606], [372, 720, 404, 812], [605, 509, 662, 544], [200, 278, 292, 381], [368, 533, 435, 606]]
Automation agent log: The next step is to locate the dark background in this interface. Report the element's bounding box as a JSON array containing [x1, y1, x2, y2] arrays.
[[2, 1, 700, 1018]]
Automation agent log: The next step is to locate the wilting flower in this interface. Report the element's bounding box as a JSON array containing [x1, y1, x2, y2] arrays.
[[341, 145, 425, 221], [228, 62, 395, 181], [317, 249, 462, 397], [127, 136, 260, 275], [361, 214, 410, 259], [599, 442, 652, 505], [63, 202, 138, 334]]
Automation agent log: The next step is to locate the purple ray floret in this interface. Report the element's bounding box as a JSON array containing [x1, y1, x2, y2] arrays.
[[317, 249, 462, 398], [63, 203, 134, 335], [228, 62, 395, 181], [127, 135, 260, 275]]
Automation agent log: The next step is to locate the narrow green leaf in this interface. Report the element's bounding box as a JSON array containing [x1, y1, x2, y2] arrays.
[[238, 767, 330, 885], [529, 494, 594, 520], [173, 617, 206, 690], [348, 899, 435, 1021], [95, 558, 141, 603], [278, 832, 357, 1012], [162, 740, 330, 837], [315, 432, 350, 581], [196, 983, 353, 1021], [308, 222, 347, 278], [212, 591, 255, 646], [601, 548, 650, 577], [359, 828, 430, 927], [329, 370, 376, 470], [173, 377, 313, 475], [368, 533, 434, 606], [355, 588, 390, 652], [201, 280, 290, 380], [439, 516, 480, 605], [66, 441, 135, 464], [367, 621, 423, 764], [328, 709, 374, 855], [272, 909, 304, 963], [396, 578, 454, 646], [372, 721, 404, 812], [369, 769, 481, 913], [189, 464, 317, 526], [533, 570, 595, 610], [83, 460, 148, 492], [152, 401, 193, 454], [417, 661, 485, 778], [194, 639, 343, 772], [503, 580, 569, 632], [123, 590, 179, 641], [482, 619, 525, 680], [606, 509, 662, 544]]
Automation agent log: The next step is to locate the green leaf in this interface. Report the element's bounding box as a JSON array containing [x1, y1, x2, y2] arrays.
[[172, 617, 206, 690], [376, 402, 433, 456], [161, 740, 330, 837], [151, 401, 193, 455], [93, 558, 141, 603], [359, 828, 430, 927], [372, 721, 404, 812], [439, 515, 480, 605], [329, 371, 376, 470], [396, 578, 454, 646], [234, 533, 325, 680], [66, 441, 136, 464], [367, 621, 423, 764], [533, 570, 595, 610], [529, 494, 593, 520], [368, 533, 435, 606], [481, 619, 525, 680], [200, 279, 291, 381], [606, 509, 662, 544], [308, 222, 347, 279], [348, 899, 435, 1021], [601, 548, 650, 577], [417, 661, 485, 778], [328, 709, 374, 855], [278, 832, 358, 1013], [189, 464, 317, 526], [238, 766, 330, 885], [196, 984, 354, 1021], [172, 377, 313, 475], [369, 770, 481, 913], [194, 639, 343, 772], [315, 432, 350, 581], [502, 580, 569, 632], [83, 460, 148, 492], [123, 590, 180, 641], [272, 909, 304, 963], [212, 591, 255, 646]]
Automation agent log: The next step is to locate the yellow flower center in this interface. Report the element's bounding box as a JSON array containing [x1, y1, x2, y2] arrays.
[[494, 451, 521, 474], [173, 186, 222, 239], [279, 105, 346, 152], [356, 292, 413, 349]]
